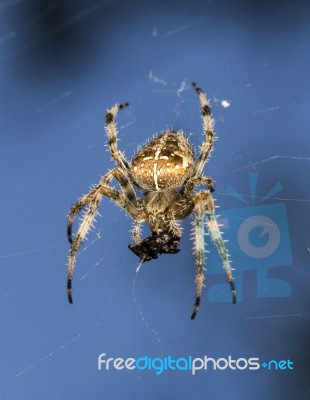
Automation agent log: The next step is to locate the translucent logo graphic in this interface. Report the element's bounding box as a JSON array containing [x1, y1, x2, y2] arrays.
[[208, 173, 292, 301]]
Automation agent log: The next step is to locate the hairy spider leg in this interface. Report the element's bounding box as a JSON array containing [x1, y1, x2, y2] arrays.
[[105, 102, 147, 194], [67, 170, 114, 244], [191, 193, 206, 320], [105, 103, 131, 172], [112, 168, 140, 208], [181, 175, 215, 199], [192, 82, 215, 178], [132, 219, 143, 245], [191, 192, 236, 320], [67, 169, 140, 304], [67, 168, 139, 244]]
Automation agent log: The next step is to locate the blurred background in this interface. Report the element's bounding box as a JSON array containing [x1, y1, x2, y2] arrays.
[[1, 0, 310, 398]]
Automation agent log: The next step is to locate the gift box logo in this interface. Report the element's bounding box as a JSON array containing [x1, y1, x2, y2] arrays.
[[207, 173, 292, 302]]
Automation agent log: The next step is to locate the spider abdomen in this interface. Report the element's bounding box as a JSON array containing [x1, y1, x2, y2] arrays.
[[131, 130, 195, 191]]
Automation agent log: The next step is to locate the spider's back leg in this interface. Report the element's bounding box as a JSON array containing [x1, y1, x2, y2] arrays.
[[191, 191, 236, 319]]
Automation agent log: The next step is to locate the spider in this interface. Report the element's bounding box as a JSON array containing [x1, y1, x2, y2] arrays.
[[67, 82, 236, 319]]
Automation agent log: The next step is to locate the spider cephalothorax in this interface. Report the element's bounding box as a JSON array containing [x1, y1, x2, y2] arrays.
[[67, 82, 236, 319]]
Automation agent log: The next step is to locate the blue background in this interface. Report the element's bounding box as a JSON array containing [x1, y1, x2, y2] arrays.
[[1, 0, 310, 399]]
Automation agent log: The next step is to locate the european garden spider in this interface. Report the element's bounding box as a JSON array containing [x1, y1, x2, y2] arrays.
[[67, 82, 236, 319]]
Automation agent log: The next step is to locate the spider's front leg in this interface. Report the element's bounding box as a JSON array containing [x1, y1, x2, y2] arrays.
[[67, 169, 140, 304], [191, 191, 236, 320], [192, 82, 215, 178]]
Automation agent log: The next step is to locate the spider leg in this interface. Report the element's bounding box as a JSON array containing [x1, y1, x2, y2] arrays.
[[191, 191, 236, 320], [191, 193, 206, 320], [167, 217, 182, 238], [67, 168, 140, 244], [105, 103, 131, 172], [105, 103, 149, 195], [192, 82, 215, 178], [132, 219, 143, 244], [67, 170, 115, 243], [113, 168, 140, 208], [67, 170, 140, 304], [180, 175, 215, 198]]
